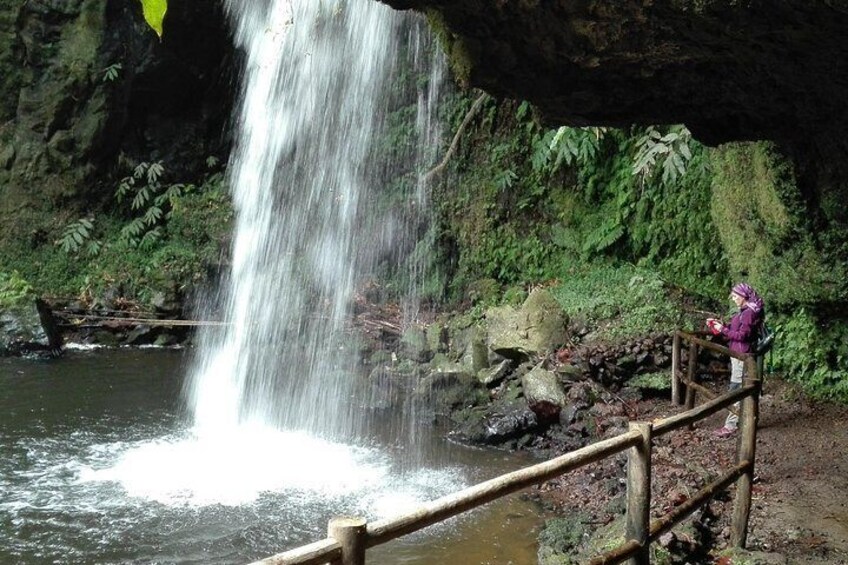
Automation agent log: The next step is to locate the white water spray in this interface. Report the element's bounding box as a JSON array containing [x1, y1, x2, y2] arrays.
[[186, 0, 444, 444]]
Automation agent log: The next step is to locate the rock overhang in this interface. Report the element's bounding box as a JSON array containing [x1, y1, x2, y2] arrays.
[[378, 0, 848, 146]]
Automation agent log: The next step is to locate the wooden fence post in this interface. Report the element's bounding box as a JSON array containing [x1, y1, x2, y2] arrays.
[[328, 517, 367, 565], [626, 422, 653, 565], [731, 369, 761, 548], [684, 342, 698, 427], [671, 333, 681, 405]]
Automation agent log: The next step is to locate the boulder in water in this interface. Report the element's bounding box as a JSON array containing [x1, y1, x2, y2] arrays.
[[452, 401, 541, 445], [0, 298, 63, 357]]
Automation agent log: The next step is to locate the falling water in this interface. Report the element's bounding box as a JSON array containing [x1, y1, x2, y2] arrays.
[[186, 0, 444, 443], [0, 6, 550, 561]]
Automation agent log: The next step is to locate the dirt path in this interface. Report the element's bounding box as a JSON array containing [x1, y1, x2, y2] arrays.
[[534, 379, 848, 563], [743, 383, 848, 563]]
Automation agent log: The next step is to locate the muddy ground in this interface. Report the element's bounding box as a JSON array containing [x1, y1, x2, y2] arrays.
[[531, 378, 848, 563]]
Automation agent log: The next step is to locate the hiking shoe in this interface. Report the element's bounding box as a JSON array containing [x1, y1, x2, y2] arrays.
[[713, 426, 737, 438]]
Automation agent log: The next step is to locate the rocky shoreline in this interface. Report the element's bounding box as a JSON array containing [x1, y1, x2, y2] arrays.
[[360, 288, 686, 454], [354, 287, 750, 563], [0, 295, 189, 357]]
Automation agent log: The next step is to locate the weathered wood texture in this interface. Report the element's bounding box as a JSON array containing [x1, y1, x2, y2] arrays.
[[366, 431, 642, 546], [248, 539, 341, 565], [732, 374, 762, 548], [328, 517, 367, 565], [671, 332, 681, 405], [250, 332, 763, 565], [625, 423, 652, 565]]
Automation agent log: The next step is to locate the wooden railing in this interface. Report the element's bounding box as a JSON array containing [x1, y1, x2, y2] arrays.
[[250, 330, 761, 565]]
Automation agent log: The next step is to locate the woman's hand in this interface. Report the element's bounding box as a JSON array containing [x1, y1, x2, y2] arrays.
[[706, 318, 723, 334]]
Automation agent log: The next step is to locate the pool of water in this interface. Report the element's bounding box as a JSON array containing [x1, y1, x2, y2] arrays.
[[0, 349, 545, 564]]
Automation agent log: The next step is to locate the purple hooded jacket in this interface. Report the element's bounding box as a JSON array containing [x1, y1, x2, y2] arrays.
[[721, 305, 763, 354]]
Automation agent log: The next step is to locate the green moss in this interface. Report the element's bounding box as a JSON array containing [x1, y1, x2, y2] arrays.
[[629, 371, 672, 391], [58, 0, 106, 81], [710, 141, 847, 306], [0, 0, 23, 122], [709, 141, 848, 397], [424, 10, 474, 85], [538, 513, 591, 564]]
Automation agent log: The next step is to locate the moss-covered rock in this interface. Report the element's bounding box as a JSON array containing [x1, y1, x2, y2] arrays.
[[537, 513, 592, 565], [400, 325, 433, 362], [487, 288, 568, 360], [522, 365, 567, 422], [0, 297, 62, 356]]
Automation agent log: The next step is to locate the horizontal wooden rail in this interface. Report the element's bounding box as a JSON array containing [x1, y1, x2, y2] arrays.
[[55, 312, 230, 327], [588, 539, 643, 565], [649, 460, 749, 542], [653, 384, 754, 436], [248, 538, 341, 565], [587, 460, 751, 565], [679, 377, 739, 416], [250, 332, 762, 565], [366, 430, 642, 546], [675, 331, 751, 361]]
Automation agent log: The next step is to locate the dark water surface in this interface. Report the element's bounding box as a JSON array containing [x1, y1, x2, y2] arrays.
[[0, 350, 544, 564]]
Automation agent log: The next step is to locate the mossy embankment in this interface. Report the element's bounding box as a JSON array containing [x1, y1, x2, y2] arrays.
[[421, 92, 848, 401], [0, 0, 235, 323]]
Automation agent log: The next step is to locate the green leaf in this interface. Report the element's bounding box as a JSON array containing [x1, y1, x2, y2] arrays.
[[147, 161, 164, 184], [86, 240, 103, 257], [132, 187, 149, 210], [102, 63, 122, 83], [139, 0, 167, 38], [143, 205, 163, 226]]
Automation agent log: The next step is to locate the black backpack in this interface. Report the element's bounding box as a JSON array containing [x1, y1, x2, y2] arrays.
[[755, 321, 774, 355]]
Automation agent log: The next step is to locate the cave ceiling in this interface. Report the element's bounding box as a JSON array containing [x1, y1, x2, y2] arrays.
[[379, 0, 848, 147]]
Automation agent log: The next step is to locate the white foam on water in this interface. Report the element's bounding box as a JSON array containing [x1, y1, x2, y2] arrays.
[[64, 343, 104, 351], [76, 426, 465, 511]]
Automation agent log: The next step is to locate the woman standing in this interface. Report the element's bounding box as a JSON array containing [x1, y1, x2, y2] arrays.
[[707, 282, 765, 438]]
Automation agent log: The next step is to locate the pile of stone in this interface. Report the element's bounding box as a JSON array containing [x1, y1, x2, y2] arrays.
[[362, 288, 691, 453]]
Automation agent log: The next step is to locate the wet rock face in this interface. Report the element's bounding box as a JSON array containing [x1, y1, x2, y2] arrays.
[[0, 0, 236, 224], [379, 0, 848, 146], [0, 298, 62, 357]]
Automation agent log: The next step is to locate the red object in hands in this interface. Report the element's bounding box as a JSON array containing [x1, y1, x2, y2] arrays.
[[707, 319, 721, 335]]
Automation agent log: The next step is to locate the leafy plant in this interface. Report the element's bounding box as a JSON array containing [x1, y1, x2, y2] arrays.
[[633, 126, 693, 186], [116, 161, 190, 249], [0, 270, 34, 308], [551, 263, 683, 340], [531, 125, 607, 175], [770, 309, 848, 401], [102, 63, 122, 83], [58, 217, 96, 254]]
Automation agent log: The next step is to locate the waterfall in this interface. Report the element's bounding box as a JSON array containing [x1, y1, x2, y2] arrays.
[[185, 0, 445, 444]]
